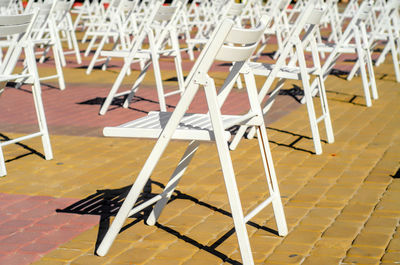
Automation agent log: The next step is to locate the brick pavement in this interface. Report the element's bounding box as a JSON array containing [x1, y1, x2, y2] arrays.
[[0, 25, 399, 265]]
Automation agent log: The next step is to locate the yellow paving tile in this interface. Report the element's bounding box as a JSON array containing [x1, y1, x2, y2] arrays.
[[301, 256, 342, 265], [347, 246, 386, 259], [3, 23, 400, 265]]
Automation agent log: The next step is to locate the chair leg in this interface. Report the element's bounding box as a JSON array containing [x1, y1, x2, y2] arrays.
[[347, 59, 360, 81], [389, 36, 400, 82], [229, 125, 247, 150], [68, 17, 82, 65], [53, 30, 67, 67], [0, 145, 6, 177], [151, 53, 167, 112], [99, 61, 131, 115], [365, 48, 378, 100], [203, 78, 254, 265], [375, 41, 390, 66], [87, 35, 108, 74], [85, 35, 97, 57], [317, 74, 334, 143], [96, 159, 157, 256], [296, 43, 323, 155], [146, 140, 200, 226], [361, 26, 378, 100], [243, 68, 287, 235], [26, 45, 53, 160], [123, 60, 151, 108], [169, 29, 185, 93], [52, 46, 66, 91], [256, 126, 288, 236], [355, 33, 373, 107]]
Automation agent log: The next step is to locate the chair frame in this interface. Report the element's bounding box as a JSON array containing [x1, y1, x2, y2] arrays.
[[0, 11, 53, 177], [96, 17, 287, 265]]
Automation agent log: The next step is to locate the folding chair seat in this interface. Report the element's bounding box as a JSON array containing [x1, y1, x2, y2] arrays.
[[98, 2, 185, 115], [307, 0, 378, 107], [96, 16, 288, 265], [230, 4, 334, 155], [0, 11, 53, 177]]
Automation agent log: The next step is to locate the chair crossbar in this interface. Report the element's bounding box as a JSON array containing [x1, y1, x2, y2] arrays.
[[0, 132, 43, 147], [127, 194, 163, 218], [0, 73, 31, 82], [316, 114, 327, 124], [244, 194, 276, 223], [39, 75, 59, 81], [164, 90, 181, 97], [114, 90, 132, 98]]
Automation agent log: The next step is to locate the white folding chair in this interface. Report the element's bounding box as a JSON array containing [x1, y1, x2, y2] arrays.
[[83, 0, 139, 57], [96, 16, 287, 265], [51, 1, 82, 65], [98, 2, 185, 115], [185, 0, 246, 61], [252, 0, 292, 61], [72, 0, 98, 31], [356, 0, 400, 83], [230, 4, 334, 155], [85, 0, 141, 74], [308, 0, 378, 107], [20, 0, 66, 90], [0, 0, 16, 14], [0, 11, 53, 177]]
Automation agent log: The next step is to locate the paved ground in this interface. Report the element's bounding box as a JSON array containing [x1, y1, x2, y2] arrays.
[[0, 23, 399, 265]]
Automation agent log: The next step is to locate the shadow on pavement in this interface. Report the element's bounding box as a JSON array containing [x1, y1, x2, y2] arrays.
[[56, 180, 279, 264]]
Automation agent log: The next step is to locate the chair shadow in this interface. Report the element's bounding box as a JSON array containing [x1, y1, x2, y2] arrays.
[[391, 168, 400, 179], [277, 84, 304, 103], [56, 180, 279, 264], [76, 96, 176, 113], [164, 75, 188, 82], [265, 127, 328, 155], [325, 90, 366, 107], [329, 68, 351, 80], [259, 51, 276, 59], [0, 133, 45, 162], [74, 65, 121, 73], [6, 81, 60, 92]]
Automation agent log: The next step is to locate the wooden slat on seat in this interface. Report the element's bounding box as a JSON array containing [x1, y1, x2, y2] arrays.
[[104, 111, 257, 141]]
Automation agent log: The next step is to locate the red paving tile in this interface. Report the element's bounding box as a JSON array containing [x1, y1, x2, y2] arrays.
[[0, 252, 40, 265], [0, 193, 98, 265], [1, 48, 305, 137]]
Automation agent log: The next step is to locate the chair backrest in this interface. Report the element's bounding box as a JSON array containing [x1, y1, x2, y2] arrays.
[[0, 11, 37, 76], [0, 0, 13, 9], [154, 4, 181, 23], [25, 1, 55, 32], [340, 0, 374, 45], [184, 15, 269, 88], [224, 1, 246, 18], [257, 4, 325, 99]]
